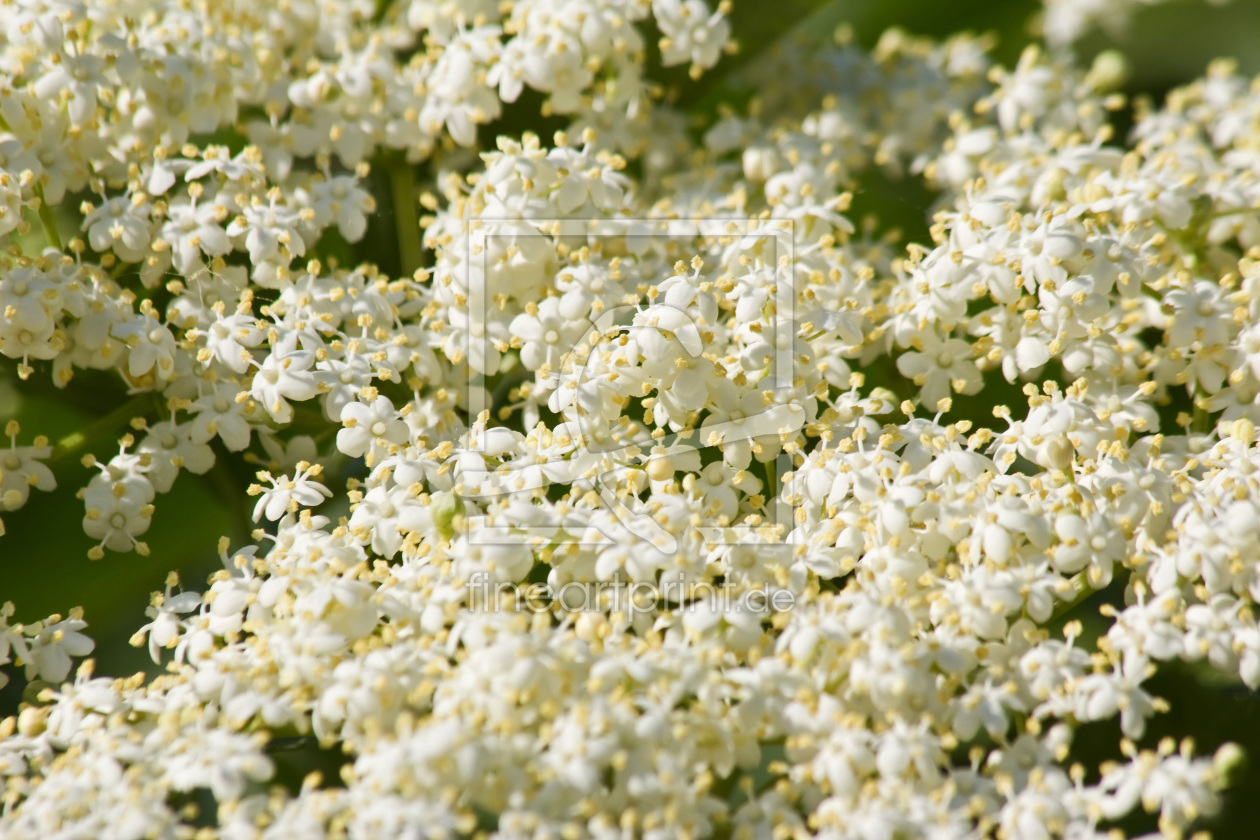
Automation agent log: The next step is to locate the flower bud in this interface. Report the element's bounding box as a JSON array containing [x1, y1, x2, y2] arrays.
[[1038, 434, 1075, 473], [431, 491, 465, 541]]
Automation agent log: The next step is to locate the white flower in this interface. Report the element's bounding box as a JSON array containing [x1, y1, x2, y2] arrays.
[[249, 462, 333, 522], [227, 200, 307, 267], [248, 334, 322, 423], [509, 297, 586, 372], [82, 491, 154, 554], [159, 197, 232, 275], [451, 534, 534, 583], [337, 395, 411, 462], [896, 330, 981, 407], [348, 482, 434, 559], [82, 196, 152, 263], [0, 170, 25, 238], [189, 382, 253, 452], [13, 614, 95, 683], [653, 0, 732, 73], [418, 27, 503, 146], [130, 573, 202, 664], [136, 420, 215, 493], [190, 307, 265, 374], [0, 426, 55, 512], [307, 176, 376, 242], [115, 311, 178, 382], [32, 51, 107, 126]]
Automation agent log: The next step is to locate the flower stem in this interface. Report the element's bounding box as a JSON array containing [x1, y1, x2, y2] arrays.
[[1049, 570, 1092, 622], [33, 184, 62, 251], [1193, 401, 1211, 435], [49, 393, 155, 465], [386, 153, 423, 278], [1211, 205, 1260, 220], [763, 457, 779, 505]]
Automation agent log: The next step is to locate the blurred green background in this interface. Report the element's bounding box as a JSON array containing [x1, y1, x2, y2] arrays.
[[3, 0, 1260, 834]]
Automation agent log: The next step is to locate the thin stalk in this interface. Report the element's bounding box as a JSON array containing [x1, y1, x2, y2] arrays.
[[1049, 570, 1092, 622], [263, 735, 318, 753], [1193, 400, 1211, 436], [33, 184, 62, 251], [387, 153, 423, 278], [1211, 205, 1260, 220], [763, 457, 779, 505], [372, 0, 398, 22], [489, 365, 530, 416], [49, 393, 154, 465]]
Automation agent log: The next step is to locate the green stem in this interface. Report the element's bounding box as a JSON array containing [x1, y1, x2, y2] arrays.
[[1210, 205, 1260, 220], [33, 184, 62, 251], [49, 393, 154, 465], [489, 365, 529, 417], [1049, 570, 1092, 622], [763, 457, 779, 505], [1193, 398, 1211, 436], [263, 735, 318, 753], [387, 153, 423, 278], [372, 0, 398, 22]]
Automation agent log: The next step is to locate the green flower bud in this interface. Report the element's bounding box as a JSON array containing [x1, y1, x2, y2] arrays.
[[431, 491, 465, 540]]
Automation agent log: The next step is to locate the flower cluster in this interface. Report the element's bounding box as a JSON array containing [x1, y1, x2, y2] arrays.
[[0, 603, 94, 689], [1, 1, 1258, 839]]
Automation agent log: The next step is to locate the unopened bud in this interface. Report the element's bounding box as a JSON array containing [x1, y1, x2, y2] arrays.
[[430, 491, 465, 541]]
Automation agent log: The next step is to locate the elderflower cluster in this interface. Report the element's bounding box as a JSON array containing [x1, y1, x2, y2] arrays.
[[1, 0, 1259, 838]]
